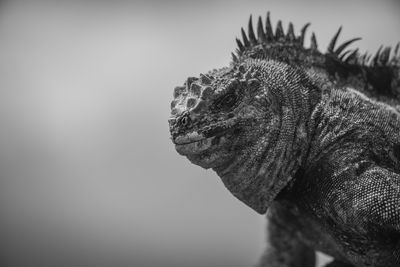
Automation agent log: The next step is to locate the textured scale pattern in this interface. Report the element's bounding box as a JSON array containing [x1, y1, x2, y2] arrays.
[[169, 12, 400, 267]]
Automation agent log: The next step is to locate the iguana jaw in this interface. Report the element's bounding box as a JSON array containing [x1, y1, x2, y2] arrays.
[[173, 131, 207, 145], [174, 134, 216, 154], [172, 114, 239, 152], [171, 119, 240, 169], [173, 119, 233, 146], [173, 125, 234, 165]]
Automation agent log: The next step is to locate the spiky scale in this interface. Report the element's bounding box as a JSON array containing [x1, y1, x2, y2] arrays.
[[257, 16, 267, 43], [345, 49, 359, 64], [231, 52, 238, 62], [248, 15, 257, 45], [310, 32, 318, 50], [241, 27, 250, 47], [234, 49, 241, 58], [339, 50, 353, 61], [335, 38, 361, 56], [380, 47, 391, 65], [373, 45, 383, 66], [328, 26, 342, 53], [275, 20, 284, 40], [395, 42, 400, 56], [365, 53, 372, 64], [236, 38, 245, 52], [230, 13, 399, 100], [299, 23, 310, 46], [359, 52, 369, 65], [286, 22, 295, 42], [265, 12, 274, 41]]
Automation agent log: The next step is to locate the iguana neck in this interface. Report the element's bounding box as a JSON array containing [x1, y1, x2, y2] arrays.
[[213, 60, 322, 213]]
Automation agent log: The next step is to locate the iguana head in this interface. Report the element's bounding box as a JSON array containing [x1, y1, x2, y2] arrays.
[[169, 56, 319, 213], [169, 64, 267, 170], [169, 13, 400, 213]]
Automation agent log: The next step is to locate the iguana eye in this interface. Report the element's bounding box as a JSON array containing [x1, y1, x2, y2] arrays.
[[215, 93, 237, 110]]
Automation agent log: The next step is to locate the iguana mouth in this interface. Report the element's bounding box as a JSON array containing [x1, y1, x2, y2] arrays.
[[173, 125, 232, 155], [173, 128, 229, 145], [173, 118, 235, 145], [173, 131, 208, 145], [174, 135, 217, 155]]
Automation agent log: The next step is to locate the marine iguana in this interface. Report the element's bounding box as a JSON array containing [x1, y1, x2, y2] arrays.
[[168, 13, 400, 267]]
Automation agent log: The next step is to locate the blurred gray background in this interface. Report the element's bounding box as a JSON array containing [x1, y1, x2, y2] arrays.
[[0, 0, 399, 266]]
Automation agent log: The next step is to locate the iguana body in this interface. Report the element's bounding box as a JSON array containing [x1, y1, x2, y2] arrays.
[[168, 13, 400, 266]]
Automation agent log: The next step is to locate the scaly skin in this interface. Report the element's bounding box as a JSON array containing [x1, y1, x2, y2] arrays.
[[169, 13, 400, 267]]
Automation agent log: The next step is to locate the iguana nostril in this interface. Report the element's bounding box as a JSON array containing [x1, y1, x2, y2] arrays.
[[179, 116, 191, 127]]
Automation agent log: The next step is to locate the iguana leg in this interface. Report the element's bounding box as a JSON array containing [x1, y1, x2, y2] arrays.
[[256, 203, 316, 267], [323, 260, 354, 267]]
